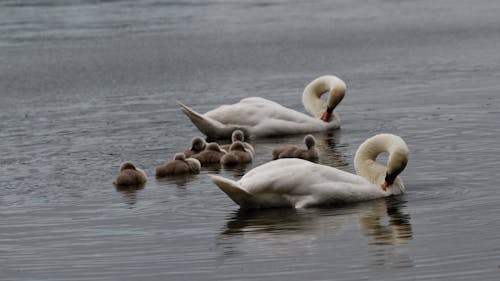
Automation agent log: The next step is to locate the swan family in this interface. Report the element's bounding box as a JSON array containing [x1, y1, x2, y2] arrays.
[[114, 75, 410, 210]]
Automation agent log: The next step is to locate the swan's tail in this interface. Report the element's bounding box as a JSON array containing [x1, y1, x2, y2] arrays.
[[211, 175, 253, 207], [178, 101, 231, 139]]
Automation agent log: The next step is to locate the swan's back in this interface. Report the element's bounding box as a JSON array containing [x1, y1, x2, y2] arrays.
[[236, 159, 382, 208]]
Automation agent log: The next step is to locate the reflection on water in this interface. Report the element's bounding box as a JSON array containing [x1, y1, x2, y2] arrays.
[[222, 162, 251, 178], [217, 197, 413, 264], [155, 174, 198, 188], [360, 197, 414, 268], [319, 130, 348, 167], [360, 197, 413, 246], [114, 185, 144, 206]]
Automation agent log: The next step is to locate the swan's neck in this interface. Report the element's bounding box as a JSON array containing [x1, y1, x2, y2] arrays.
[[302, 75, 346, 118], [354, 134, 409, 185]]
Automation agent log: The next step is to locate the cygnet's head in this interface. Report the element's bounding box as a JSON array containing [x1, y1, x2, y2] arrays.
[[191, 137, 207, 152], [174, 153, 186, 161], [231, 130, 245, 142], [119, 161, 137, 171], [229, 141, 246, 152], [304, 135, 316, 149]]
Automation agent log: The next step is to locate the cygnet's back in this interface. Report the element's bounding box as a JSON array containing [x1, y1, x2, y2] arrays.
[[156, 153, 201, 177], [221, 141, 253, 166], [113, 161, 147, 187], [191, 142, 226, 165], [272, 135, 319, 162]]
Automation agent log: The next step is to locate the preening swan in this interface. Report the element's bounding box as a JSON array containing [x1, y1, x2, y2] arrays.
[[113, 161, 147, 187], [272, 134, 319, 162], [221, 129, 255, 155], [211, 134, 408, 209], [155, 153, 201, 177], [178, 75, 346, 139]]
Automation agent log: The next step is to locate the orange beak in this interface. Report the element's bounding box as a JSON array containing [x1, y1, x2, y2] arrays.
[[320, 111, 332, 122], [381, 181, 389, 191]]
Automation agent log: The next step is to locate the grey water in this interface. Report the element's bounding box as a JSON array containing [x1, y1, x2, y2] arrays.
[[1, 0, 500, 280]]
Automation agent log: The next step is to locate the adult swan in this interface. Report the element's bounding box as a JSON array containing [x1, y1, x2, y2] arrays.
[[178, 75, 346, 139], [211, 134, 409, 209]]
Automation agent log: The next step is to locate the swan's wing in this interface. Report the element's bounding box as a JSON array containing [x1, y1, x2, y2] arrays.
[[211, 175, 258, 208], [238, 159, 387, 208], [205, 98, 317, 126], [178, 101, 238, 138]]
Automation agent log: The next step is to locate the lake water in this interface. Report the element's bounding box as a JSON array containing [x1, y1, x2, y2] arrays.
[[1, 0, 500, 280]]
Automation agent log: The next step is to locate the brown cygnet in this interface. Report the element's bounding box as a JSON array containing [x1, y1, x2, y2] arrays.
[[184, 137, 207, 157], [272, 134, 319, 162], [113, 161, 147, 187], [221, 129, 255, 155], [221, 141, 253, 166], [155, 153, 201, 177], [191, 142, 226, 165]]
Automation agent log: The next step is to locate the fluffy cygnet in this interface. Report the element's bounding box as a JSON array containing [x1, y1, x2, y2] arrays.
[[221, 141, 253, 166], [155, 153, 201, 177], [272, 134, 319, 162], [113, 161, 147, 187], [184, 137, 207, 157], [191, 142, 226, 165], [221, 130, 255, 155]]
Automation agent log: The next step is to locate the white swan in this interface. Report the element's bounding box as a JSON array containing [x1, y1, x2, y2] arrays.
[[211, 134, 408, 209], [178, 75, 346, 139]]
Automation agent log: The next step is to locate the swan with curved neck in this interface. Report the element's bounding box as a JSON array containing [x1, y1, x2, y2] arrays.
[[178, 75, 346, 139], [211, 134, 409, 209]]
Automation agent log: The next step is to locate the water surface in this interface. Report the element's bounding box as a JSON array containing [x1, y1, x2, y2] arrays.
[[1, 0, 500, 280]]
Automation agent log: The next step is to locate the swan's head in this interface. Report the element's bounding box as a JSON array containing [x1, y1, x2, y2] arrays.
[[229, 141, 246, 152], [320, 77, 346, 122], [231, 130, 245, 142], [119, 161, 137, 171], [174, 153, 186, 161], [191, 137, 207, 152], [304, 135, 316, 149], [303, 75, 347, 121], [354, 133, 409, 191], [382, 150, 408, 190]]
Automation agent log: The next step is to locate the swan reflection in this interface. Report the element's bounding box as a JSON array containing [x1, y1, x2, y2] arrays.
[[360, 196, 413, 246], [217, 197, 413, 263]]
